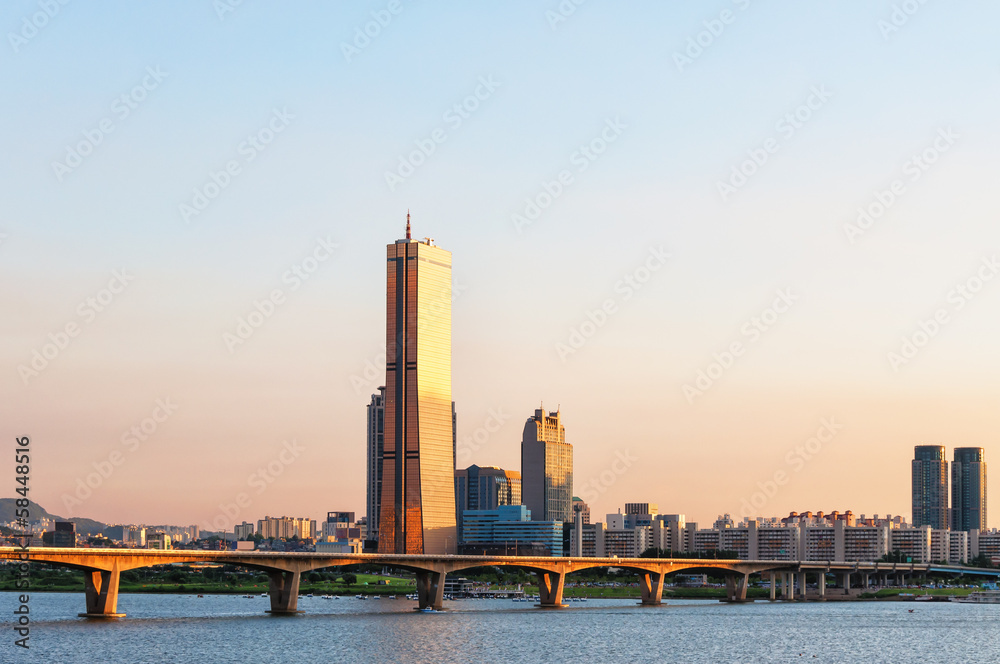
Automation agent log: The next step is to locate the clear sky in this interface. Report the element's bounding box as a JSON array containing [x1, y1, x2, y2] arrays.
[[3, 1, 999, 532]]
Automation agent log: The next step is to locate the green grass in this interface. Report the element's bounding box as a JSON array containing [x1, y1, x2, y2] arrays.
[[871, 587, 974, 598], [0, 573, 416, 595]]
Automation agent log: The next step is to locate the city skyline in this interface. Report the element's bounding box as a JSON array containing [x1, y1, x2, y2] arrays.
[[5, 3, 1000, 529]]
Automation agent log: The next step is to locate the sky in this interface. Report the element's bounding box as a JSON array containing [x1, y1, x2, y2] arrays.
[[3, 1, 1000, 533]]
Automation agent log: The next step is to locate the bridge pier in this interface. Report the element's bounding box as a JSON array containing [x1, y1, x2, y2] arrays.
[[723, 573, 749, 602], [769, 573, 776, 601], [798, 572, 807, 600], [416, 570, 447, 611], [536, 570, 566, 607], [818, 572, 826, 599], [266, 570, 302, 614], [639, 571, 665, 605], [79, 568, 125, 618]]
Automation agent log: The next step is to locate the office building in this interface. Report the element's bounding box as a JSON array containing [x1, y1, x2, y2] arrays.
[[625, 503, 658, 516], [53, 521, 75, 547], [378, 216, 457, 554], [913, 445, 949, 529], [952, 447, 987, 532], [460, 505, 562, 556], [455, 465, 521, 541], [521, 408, 572, 523], [366, 386, 385, 541]]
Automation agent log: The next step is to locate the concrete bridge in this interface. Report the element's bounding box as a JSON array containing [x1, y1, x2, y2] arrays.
[[0, 547, 993, 618]]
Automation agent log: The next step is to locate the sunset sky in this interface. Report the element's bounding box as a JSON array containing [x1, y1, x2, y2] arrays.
[[4, 2, 1000, 532]]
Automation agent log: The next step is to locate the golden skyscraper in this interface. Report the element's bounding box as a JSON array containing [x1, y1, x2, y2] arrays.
[[378, 214, 456, 554]]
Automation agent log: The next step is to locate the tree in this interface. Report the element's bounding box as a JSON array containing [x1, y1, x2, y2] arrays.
[[341, 573, 357, 587]]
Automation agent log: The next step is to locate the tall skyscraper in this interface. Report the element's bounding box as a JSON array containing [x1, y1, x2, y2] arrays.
[[365, 386, 385, 541], [455, 465, 522, 541], [952, 447, 987, 532], [912, 445, 949, 530], [378, 215, 456, 554], [521, 408, 572, 523]]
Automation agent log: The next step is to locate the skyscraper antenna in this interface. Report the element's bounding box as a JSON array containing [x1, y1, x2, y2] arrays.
[[406, 210, 411, 240]]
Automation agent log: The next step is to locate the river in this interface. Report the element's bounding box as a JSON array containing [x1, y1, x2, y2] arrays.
[[2, 592, 998, 663]]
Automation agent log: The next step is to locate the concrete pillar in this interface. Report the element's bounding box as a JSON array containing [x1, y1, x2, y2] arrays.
[[818, 572, 826, 599], [266, 569, 302, 614], [723, 574, 749, 602], [536, 570, 566, 607], [80, 567, 124, 618], [639, 571, 665, 605], [863, 573, 869, 590], [769, 572, 776, 601], [416, 570, 447, 611], [798, 572, 807, 600], [842, 571, 850, 595], [784, 572, 794, 600]]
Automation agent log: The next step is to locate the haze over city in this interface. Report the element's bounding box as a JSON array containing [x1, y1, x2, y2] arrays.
[[4, 1, 1000, 531]]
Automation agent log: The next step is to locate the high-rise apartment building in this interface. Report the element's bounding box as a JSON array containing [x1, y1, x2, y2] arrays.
[[366, 386, 385, 541], [378, 216, 456, 554], [952, 447, 987, 532], [521, 408, 572, 523], [912, 445, 949, 530]]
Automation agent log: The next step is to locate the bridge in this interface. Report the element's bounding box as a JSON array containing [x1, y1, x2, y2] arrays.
[[1, 547, 994, 618]]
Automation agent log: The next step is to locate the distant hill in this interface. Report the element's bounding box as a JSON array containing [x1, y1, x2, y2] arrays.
[[0, 498, 56, 522], [0, 498, 107, 536]]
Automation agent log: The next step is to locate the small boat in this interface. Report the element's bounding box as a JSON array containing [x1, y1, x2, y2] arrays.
[[419, 607, 438, 613], [953, 590, 1000, 604]]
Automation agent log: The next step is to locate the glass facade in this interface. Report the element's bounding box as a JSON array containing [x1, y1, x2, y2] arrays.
[[952, 447, 987, 532], [365, 387, 385, 541], [379, 235, 456, 554], [912, 445, 949, 530], [460, 506, 563, 556], [455, 465, 522, 541], [521, 409, 573, 523]]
